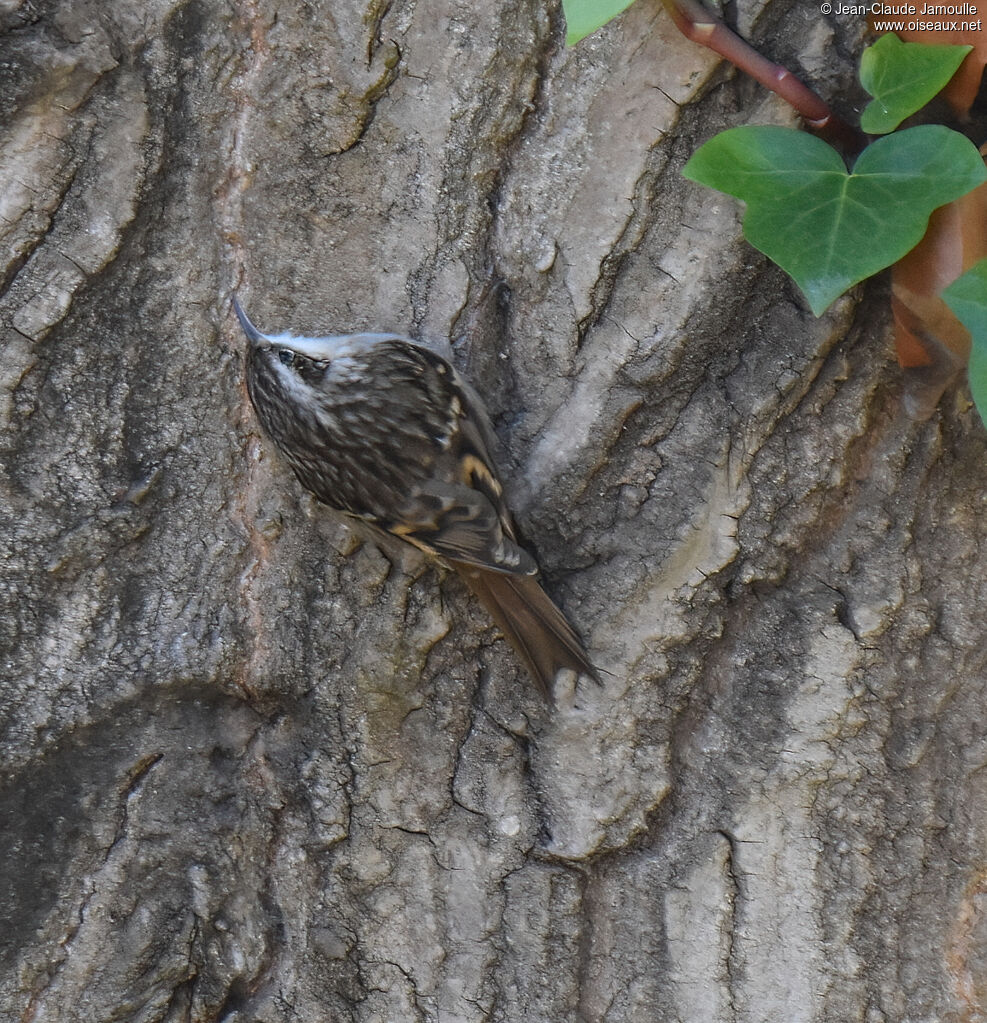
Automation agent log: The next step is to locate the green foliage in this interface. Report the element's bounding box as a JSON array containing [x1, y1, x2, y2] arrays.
[[859, 34, 972, 134], [562, 0, 636, 45], [943, 260, 987, 425], [682, 125, 987, 315]]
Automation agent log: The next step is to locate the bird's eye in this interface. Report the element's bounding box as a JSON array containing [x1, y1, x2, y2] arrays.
[[278, 350, 295, 367]]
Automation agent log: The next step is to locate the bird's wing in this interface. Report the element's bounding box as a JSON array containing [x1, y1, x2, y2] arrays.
[[392, 478, 537, 575], [343, 340, 534, 575]]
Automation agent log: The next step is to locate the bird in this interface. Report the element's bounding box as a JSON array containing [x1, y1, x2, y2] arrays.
[[232, 295, 598, 702]]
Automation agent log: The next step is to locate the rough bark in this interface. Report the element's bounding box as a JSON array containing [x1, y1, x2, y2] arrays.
[[2, 0, 985, 1020]]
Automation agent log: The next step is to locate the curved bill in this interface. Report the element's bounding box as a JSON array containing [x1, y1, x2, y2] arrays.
[[231, 295, 268, 346]]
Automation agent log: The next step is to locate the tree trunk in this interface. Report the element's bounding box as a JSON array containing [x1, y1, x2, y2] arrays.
[[2, 0, 984, 1020]]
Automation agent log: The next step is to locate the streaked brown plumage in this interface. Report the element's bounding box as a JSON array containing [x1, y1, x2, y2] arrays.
[[233, 296, 597, 701]]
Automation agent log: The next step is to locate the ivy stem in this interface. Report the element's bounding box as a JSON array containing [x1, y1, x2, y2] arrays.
[[662, 0, 867, 156]]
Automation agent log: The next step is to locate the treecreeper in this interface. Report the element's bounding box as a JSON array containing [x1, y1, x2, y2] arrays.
[[232, 297, 598, 702]]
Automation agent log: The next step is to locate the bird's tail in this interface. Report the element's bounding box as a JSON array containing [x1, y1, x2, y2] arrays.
[[456, 566, 599, 702]]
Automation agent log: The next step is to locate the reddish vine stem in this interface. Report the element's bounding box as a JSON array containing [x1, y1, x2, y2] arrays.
[[663, 0, 867, 156]]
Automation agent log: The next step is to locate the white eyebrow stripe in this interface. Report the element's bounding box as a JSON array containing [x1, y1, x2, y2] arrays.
[[270, 333, 413, 361]]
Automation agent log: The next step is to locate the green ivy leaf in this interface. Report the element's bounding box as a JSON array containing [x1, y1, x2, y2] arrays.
[[562, 0, 636, 45], [682, 124, 987, 315], [942, 259, 987, 426], [860, 33, 972, 134]]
